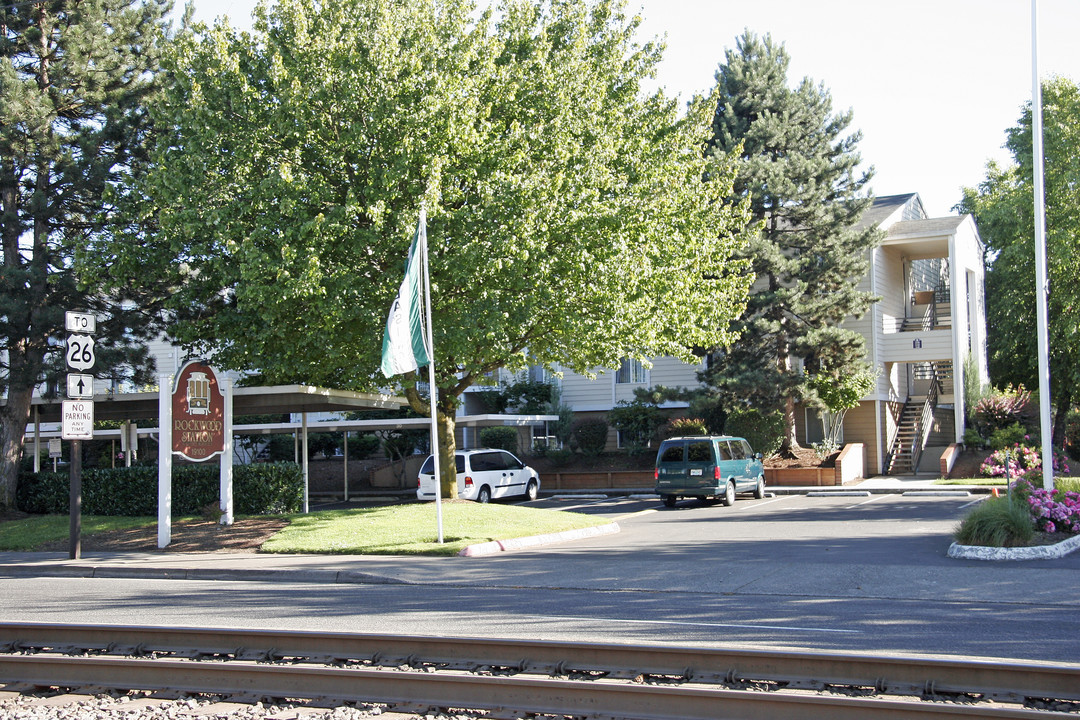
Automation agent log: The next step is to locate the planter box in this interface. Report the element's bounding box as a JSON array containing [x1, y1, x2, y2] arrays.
[[765, 467, 838, 486], [764, 444, 864, 487], [545, 470, 654, 490]]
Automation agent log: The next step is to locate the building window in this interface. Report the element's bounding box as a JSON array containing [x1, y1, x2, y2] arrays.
[[615, 358, 646, 384]]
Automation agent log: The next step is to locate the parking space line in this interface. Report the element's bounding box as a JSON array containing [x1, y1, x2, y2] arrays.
[[615, 509, 658, 520], [847, 494, 889, 509], [740, 497, 791, 510]]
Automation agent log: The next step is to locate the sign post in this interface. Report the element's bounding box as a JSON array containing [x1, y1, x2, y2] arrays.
[[159, 360, 232, 548], [62, 311, 96, 560]]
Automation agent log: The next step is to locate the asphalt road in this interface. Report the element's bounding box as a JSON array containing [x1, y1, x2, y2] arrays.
[[2, 493, 1078, 664]]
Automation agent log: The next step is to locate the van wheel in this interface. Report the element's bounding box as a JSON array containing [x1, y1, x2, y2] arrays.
[[721, 481, 735, 507], [753, 474, 766, 499], [525, 480, 538, 501], [477, 486, 491, 504], [662, 495, 677, 508]]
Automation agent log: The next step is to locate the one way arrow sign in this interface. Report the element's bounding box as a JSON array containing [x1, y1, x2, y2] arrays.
[[67, 373, 95, 399]]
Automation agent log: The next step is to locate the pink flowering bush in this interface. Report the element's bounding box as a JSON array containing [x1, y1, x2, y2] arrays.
[[980, 439, 1071, 479], [1013, 478, 1080, 535]]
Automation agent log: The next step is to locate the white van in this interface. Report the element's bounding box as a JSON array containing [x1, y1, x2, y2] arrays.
[[416, 449, 540, 503]]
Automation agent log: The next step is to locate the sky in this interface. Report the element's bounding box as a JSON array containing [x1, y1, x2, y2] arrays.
[[187, 0, 1080, 219]]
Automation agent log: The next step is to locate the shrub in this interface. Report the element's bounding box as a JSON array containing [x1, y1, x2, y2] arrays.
[[954, 496, 1034, 547], [607, 400, 666, 455], [546, 448, 575, 467], [980, 443, 1071, 479], [1011, 478, 1080, 535], [16, 463, 303, 516], [724, 408, 783, 458], [972, 385, 1033, 436], [479, 426, 519, 453], [347, 433, 381, 460], [687, 395, 727, 434], [1066, 409, 1080, 462], [572, 419, 609, 456], [988, 423, 1027, 451], [666, 417, 707, 437], [963, 428, 984, 449]]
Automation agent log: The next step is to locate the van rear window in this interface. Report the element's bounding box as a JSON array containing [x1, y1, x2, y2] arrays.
[[419, 455, 466, 474], [660, 444, 684, 462], [687, 441, 712, 462]]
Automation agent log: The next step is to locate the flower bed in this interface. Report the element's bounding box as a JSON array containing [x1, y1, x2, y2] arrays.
[[1013, 478, 1080, 535], [979, 440, 1071, 479]]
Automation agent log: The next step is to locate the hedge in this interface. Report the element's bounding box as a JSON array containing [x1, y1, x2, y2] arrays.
[[16, 462, 303, 516], [479, 426, 519, 453]]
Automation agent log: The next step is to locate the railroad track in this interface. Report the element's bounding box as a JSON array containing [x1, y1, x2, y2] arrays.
[[1, 622, 1078, 719]]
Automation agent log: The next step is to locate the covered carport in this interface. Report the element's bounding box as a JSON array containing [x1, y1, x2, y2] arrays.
[[23, 389, 556, 510]]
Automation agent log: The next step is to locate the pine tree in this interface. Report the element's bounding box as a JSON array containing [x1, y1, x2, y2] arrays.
[[703, 30, 880, 453], [0, 0, 171, 506]]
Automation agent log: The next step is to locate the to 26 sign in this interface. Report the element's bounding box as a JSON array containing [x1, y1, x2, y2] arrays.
[[66, 334, 96, 371]]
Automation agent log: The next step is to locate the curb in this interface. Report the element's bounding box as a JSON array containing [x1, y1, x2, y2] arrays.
[[806, 491, 871, 497], [948, 533, 1080, 562], [458, 522, 621, 557]]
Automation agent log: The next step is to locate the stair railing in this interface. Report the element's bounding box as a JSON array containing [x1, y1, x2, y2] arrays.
[[910, 375, 941, 474]]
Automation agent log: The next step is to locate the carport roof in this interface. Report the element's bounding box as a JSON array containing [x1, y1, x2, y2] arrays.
[[25, 384, 405, 423]]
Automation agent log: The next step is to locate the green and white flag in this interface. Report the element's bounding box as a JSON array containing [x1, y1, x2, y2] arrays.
[[381, 211, 430, 377]]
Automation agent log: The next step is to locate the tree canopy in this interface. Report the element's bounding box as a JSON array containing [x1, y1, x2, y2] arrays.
[[0, 0, 172, 506], [957, 76, 1080, 445], [92, 0, 756, 495], [700, 30, 880, 452]]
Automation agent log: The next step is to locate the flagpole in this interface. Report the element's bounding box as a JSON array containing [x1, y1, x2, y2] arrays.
[[1031, 0, 1053, 491], [419, 207, 444, 543]]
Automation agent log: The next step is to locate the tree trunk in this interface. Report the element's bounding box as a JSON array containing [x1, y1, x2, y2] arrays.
[[1052, 386, 1072, 450], [783, 393, 800, 453], [405, 381, 460, 500], [0, 383, 34, 509], [436, 401, 458, 500]]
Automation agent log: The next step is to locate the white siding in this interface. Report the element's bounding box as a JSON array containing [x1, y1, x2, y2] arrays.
[[558, 356, 702, 412]]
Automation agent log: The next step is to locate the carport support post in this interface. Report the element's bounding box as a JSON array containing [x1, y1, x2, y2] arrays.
[[301, 412, 309, 513], [158, 373, 173, 548], [220, 375, 234, 525]]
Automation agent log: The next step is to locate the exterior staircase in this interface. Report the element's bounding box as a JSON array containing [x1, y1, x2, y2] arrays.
[[884, 401, 923, 474], [883, 362, 949, 475]]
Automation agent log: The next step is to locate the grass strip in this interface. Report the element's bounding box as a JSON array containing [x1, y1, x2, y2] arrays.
[[261, 503, 608, 556], [0, 515, 155, 551]]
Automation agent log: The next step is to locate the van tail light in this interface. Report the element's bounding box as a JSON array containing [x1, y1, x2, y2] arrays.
[[465, 476, 474, 488], [714, 467, 721, 481], [654, 468, 659, 480]]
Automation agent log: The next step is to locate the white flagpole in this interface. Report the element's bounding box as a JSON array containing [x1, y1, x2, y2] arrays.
[[419, 207, 444, 543], [1031, 0, 1053, 491]]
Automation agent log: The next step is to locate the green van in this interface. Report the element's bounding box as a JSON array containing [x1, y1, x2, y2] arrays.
[[654, 435, 766, 507]]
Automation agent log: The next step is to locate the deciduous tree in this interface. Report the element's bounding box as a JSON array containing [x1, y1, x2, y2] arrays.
[[92, 0, 756, 497], [957, 76, 1080, 446]]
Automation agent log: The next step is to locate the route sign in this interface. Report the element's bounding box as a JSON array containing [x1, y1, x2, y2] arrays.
[[67, 373, 95, 399], [65, 311, 96, 334], [61, 400, 94, 440], [66, 334, 96, 371]]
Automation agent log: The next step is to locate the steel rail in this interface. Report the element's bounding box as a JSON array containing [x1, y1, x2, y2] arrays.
[[1, 622, 1077, 706], [0, 654, 1068, 720]]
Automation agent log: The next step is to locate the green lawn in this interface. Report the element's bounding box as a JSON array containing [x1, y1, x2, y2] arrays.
[[261, 503, 607, 556], [0, 515, 154, 551], [934, 478, 1007, 486], [0, 503, 610, 556]]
